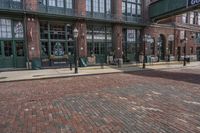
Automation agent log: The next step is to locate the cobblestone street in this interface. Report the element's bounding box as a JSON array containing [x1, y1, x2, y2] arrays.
[[0, 66, 200, 133]]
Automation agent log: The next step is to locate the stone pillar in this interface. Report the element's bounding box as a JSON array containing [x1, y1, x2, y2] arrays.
[[75, 20, 87, 57], [26, 16, 40, 60], [113, 24, 123, 59]]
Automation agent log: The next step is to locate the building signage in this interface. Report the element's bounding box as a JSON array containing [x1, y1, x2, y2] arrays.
[[188, 0, 200, 7]]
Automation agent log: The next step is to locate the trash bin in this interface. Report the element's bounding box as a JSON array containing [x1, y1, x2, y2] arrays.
[[31, 58, 41, 70]]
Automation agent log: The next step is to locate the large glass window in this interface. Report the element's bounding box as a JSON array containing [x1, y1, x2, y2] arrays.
[[57, 0, 64, 7], [123, 28, 141, 62], [0, 19, 12, 38], [14, 21, 24, 38], [122, 0, 141, 16], [0, 43, 2, 55], [198, 13, 200, 25], [190, 12, 195, 24], [41, 42, 49, 57], [16, 41, 24, 56], [86, 0, 111, 14], [50, 25, 65, 40], [40, 22, 74, 63], [87, 25, 112, 56], [44, 0, 73, 8], [66, 0, 73, 9], [182, 13, 187, 23], [86, 0, 91, 11], [4, 41, 13, 57], [127, 29, 136, 42], [49, 0, 56, 6]]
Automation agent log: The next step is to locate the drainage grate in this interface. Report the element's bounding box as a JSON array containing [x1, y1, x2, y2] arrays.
[[0, 77, 7, 80], [32, 75, 45, 77]]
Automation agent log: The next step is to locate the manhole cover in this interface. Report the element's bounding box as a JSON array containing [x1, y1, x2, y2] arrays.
[[32, 75, 45, 77], [0, 77, 7, 79]]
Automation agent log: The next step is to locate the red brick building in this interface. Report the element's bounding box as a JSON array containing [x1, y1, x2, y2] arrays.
[[0, 0, 199, 69]]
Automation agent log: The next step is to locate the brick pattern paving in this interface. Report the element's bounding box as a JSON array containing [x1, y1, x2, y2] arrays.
[[0, 68, 200, 133]]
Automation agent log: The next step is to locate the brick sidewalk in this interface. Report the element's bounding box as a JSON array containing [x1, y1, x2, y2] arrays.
[[0, 67, 200, 133]]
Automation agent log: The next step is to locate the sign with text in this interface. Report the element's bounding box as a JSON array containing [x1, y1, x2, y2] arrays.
[[188, 0, 200, 7]]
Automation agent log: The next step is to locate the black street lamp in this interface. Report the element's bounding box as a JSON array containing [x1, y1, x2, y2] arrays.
[[157, 36, 162, 62], [143, 34, 153, 69], [73, 27, 79, 73], [183, 37, 188, 66]]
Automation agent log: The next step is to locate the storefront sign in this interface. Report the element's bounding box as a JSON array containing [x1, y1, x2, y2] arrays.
[[188, 0, 200, 7]]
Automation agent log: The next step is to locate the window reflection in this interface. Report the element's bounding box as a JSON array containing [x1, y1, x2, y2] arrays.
[[16, 42, 24, 56], [4, 41, 13, 57]]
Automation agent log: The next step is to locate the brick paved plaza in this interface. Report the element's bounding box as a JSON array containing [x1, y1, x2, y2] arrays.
[[0, 66, 200, 133]]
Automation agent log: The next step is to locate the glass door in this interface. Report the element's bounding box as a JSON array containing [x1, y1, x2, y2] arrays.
[[2, 41, 14, 68], [94, 42, 106, 63], [15, 41, 26, 68]]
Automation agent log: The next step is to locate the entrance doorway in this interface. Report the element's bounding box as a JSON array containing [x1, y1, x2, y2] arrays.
[[159, 34, 166, 61], [0, 41, 26, 68]]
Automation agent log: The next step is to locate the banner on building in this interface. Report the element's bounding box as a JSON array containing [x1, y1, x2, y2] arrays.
[[187, 0, 200, 7]]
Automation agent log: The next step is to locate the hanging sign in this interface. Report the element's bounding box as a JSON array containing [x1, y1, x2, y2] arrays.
[[188, 0, 200, 7]]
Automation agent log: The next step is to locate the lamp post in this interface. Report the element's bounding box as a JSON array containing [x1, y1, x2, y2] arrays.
[[73, 27, 79, 73], [157, 37, 162, 62], [183, 37, 188, 66], [143, 34, 153, 69]]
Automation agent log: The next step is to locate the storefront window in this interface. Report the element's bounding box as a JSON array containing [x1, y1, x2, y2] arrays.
[[123, 28, 141, 62], [57, 0, 64, 7], [14, 21, 24, 38], [0, 44, 2, 55], [0, 19, 12, 38], [122, 0, 141, 16], [41, 42, 49, 57], [86, 0, 92, 11], [190, 12, 195, 24], [40, 23, 49, 39], [182, 13, 187, 23], [50, 25, 65, 40], [40, 22, 74, 67], [127, 29, 136, 42], [86, 0, 111, 14], [49, 0, 56, 6], [198, 13, 200, 25], [51, 42, 65, 56], [4, 41, 13, 57], [16, 41, 24, 56], [87, 25, 112, 57], [66, 0, 73, 9]]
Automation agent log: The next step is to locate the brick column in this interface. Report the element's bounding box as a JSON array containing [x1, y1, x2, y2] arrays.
[[75, 0, 86, 16], [113, 24, 123, 59], [25, 0, 38, 11], [75, 20, 87, 57], [26, 17, 40, 60], [112, 0, 122, 19], [74, 0, 87, 57]]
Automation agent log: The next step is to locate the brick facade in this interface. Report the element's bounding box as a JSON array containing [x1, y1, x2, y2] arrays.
[[26, 16, 40, 60]]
